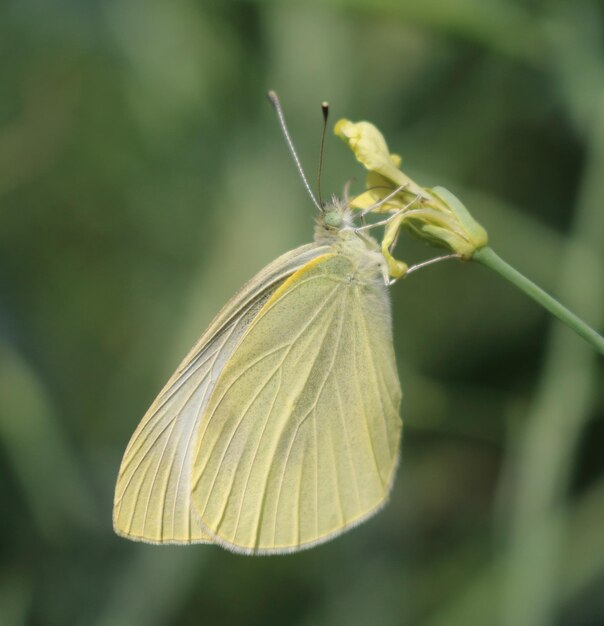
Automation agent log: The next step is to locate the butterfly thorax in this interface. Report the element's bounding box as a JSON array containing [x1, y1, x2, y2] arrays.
[[314, 197, 389, 285]]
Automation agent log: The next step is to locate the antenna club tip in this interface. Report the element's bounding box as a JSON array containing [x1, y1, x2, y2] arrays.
[[267, 90, 279, 107], [321, 101, 329, 122]]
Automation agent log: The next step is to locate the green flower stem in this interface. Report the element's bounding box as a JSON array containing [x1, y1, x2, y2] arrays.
[[472, 246, 604, 355]]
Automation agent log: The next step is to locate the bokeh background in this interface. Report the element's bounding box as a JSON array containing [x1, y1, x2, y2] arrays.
[[1, 1, 603, 625]]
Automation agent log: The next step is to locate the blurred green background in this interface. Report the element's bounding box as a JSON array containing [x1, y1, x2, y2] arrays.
[[1, 1, 603, 625]]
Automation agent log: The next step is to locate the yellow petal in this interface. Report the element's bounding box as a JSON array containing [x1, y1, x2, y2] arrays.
[[334, 119, 408, 186], [382, 214, 408, 279]]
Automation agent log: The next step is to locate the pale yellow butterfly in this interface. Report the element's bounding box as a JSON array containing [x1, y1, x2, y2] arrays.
[[113, 93, 402, 554]]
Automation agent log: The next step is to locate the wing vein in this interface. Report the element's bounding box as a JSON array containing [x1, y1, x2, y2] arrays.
[[169, 388, 208, 538], [334, 375, 361, 511], [270, 287, 348, 544], [122, 326, 232, 460], [357, 292, 395, 439], [116, 370, 211, 523], [268, 292, 345, 543], [195, 282, 343, 505], [322, 291, 349, 529], [234, 368, 283, 546], [351, 304, 383, 488], [140, 413, 180, 537]]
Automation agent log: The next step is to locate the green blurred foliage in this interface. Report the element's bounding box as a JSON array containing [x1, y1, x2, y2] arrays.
[[0, 1, 603, 625]]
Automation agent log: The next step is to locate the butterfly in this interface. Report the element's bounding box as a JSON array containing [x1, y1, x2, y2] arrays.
[[113, 93, 403, 554]]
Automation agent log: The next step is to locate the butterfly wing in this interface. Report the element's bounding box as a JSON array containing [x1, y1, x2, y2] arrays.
[[113, 243, 330, 543], [191, 252, 402, 554]]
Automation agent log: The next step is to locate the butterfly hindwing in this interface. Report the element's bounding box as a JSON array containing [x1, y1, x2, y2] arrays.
[[191, 252, 402, 553]]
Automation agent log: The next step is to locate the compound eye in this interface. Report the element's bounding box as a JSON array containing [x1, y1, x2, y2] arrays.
[[324, 210, 343, 228]]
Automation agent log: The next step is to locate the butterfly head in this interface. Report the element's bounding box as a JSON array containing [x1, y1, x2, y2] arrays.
[[323, 200, 346, 229], [316, 196, 356, 233]]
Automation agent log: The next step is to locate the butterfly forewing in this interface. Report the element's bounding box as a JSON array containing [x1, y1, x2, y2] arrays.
[[113, 243, 330, 543], [191, 252, 402, 554]]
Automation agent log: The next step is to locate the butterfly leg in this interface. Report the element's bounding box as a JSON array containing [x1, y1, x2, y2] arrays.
[[389, 253, 461, 284]]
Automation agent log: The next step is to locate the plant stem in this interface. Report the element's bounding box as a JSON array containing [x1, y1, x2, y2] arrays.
[[472, 246, 604, 355]]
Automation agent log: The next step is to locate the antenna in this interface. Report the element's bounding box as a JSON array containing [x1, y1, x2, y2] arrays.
[[267, 90, 322, 211], [317, 101, 329, 207]]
